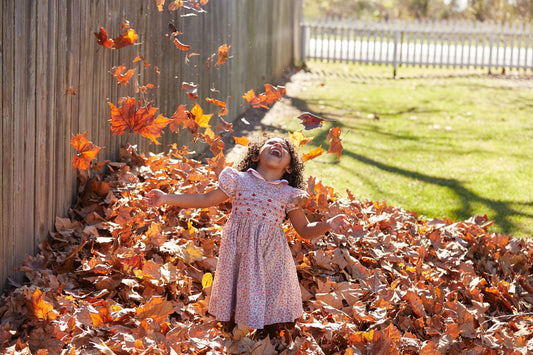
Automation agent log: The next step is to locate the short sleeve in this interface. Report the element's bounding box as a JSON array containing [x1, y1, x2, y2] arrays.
[[218, 166, 240, 198], [286, 188, 308, 213]]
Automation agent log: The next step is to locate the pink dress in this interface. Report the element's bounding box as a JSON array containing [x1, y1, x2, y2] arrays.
[[208, 167, 305, 329]]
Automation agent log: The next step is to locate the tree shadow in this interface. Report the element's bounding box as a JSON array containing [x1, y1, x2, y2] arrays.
[[285, 93, 532, 237]]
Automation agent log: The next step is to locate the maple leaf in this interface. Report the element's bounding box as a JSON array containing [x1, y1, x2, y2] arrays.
[[94, 26, 138, 50], [303, 145, 324, 161], [205, 97, 228, 116], [190, 103, 212, 128], [71, 131, 102, 171], [298, 112, 328, 130], [169, 104, 188, 133], [327, 126, 343, 160], [156, 0, 165, 11], [215, 117, 233, 133], [27, 288, 58, 321], [233, 136, 249, 146], [136, 297, 174, 324], [108, 97, 171, 144], [289, 130, 313, 147], [215, 43, 231, 66], [112, 65, 136, 86], [182, 81, 198, 100], [242, 84, 286, 109]]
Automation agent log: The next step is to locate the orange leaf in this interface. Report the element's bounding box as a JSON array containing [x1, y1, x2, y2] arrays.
[[169, 104, 188, 133], [215, 43, 231, 66], [289, 130, 313, 147], [108, 97, 171, 145], [206, 97, 228, 116], [233, 136, 250, 146], [71, 131, 101, 171], [136, 297, 174, 324], [303, 145, 324, 161], [155, 0, 165, 11], [112, 65, 136, 86], [95, 26, 138, 50], [327, 126, 343, 160], [242, 84, 286, 109], [30, 288, 58, 321], [190, 103, 212, 128], [133, 53, 150, 67]]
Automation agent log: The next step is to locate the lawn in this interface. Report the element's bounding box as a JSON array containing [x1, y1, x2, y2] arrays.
[[263, 61, 533, 238]]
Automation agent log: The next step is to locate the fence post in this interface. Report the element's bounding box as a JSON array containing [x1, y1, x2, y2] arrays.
[[301, 15, 308, 65], [393, 27, 399, 78]]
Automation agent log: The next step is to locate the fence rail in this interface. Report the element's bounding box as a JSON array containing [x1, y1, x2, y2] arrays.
[[301, 17, 533, 75]]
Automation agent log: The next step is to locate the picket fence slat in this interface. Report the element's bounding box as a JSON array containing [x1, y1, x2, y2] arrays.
[[0, 0, 302, 292], [302, 16, 533, 74]]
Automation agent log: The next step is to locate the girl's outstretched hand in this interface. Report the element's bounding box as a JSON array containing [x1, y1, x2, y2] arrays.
[[144, 189, 166, 207], [327, 214, 350, 234]]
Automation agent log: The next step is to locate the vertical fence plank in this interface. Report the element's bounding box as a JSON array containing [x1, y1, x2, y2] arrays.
[[1, 0, 15, 289], [0, 0, 4, 288]]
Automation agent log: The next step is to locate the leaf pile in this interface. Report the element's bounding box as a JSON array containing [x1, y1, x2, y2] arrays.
[[1, 144, 533, 354]]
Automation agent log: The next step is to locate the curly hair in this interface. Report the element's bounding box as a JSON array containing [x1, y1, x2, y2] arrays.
[[236, 135, 305, 189]]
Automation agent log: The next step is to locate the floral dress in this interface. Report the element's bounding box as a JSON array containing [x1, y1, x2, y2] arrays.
[[208, 167, 305, 329]]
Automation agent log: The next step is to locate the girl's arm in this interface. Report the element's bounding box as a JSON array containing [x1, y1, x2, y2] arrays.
[[288, 208, 349, 240], [144, 187, 229, 209]]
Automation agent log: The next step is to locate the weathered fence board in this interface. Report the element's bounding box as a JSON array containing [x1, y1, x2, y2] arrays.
[[302, 17, 533, 75], [0, 0, 302, 292]]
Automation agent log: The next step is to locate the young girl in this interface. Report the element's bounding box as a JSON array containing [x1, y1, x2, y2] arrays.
[[144, 136, 349, 339]]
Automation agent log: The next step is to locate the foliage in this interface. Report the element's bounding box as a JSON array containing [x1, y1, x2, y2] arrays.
[[1, 145, 532, 353], [303, 0, 533, 23]]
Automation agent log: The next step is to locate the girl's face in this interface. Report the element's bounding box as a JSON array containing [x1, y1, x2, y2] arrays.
[[257, 137, 292, 173]]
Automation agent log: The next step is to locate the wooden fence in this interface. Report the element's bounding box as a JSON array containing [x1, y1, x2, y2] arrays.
[[302, 17, 533, 75], [0, 0, 302, 292]]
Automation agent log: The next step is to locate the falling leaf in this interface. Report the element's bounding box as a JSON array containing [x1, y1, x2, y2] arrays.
[[155, 0, 165, 11], [242, 84, 286, 109], [71, 131, 102, 171], [108, 97, 171, 144], [112, 65, 136, 86], [65, 87, 77, 95], [215, 43, 231, 66], [327, 126, 343, 160], [190, 103, 212, 128], [133, 53, 150, 67], [94, 25, 138, 50], [205, 97, 228, 116], [182, 81, 198, 100], [289, 130, 313, 147], [302, 146, 324, 162], [233, 136, 249, 146], [298, 112, 326, 130]]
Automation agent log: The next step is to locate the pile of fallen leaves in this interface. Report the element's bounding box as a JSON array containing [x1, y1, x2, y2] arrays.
[[1, 144, 532, 354]]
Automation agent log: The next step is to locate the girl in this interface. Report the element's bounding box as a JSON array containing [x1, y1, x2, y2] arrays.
[[144, 136, 349, 339]]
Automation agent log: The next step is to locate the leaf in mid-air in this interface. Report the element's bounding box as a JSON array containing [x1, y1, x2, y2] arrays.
[[94, 25, 138, 50], [112, 65, 136, 86], [327, 126, 343, 160], [182, 82, 198, 100], [242, 84, 286, 109], [108, 97, 171, 144], [71, 131, 102, 171], [298, 112, 326, 130], [215, 43, 231, 66], [302, 145, 324, 161]]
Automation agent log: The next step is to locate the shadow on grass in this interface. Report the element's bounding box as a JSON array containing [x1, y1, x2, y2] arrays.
[[287, 94, 532, 237]]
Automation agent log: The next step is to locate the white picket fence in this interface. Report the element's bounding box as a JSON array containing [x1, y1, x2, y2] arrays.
[[301, 17, 533, 75]]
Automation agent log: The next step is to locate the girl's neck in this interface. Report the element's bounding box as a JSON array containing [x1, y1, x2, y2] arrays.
[[255, 165, 285, 182]]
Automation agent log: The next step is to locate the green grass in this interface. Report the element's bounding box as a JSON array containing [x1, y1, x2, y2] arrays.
[[269, 61, 533, 238]]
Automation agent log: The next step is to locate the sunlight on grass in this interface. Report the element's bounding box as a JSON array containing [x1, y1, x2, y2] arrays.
[[276, 61, 533, 238]]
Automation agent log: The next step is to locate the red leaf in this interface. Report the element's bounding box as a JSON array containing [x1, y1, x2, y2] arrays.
[[327, 126, 343, 160], [108, 97, 171, 145], [298, 112, 325, 130], [215, 43, 231, 66], [112, 65, 136, 86], [95, 26, 138, 50], [71, 131, 102, 171]]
